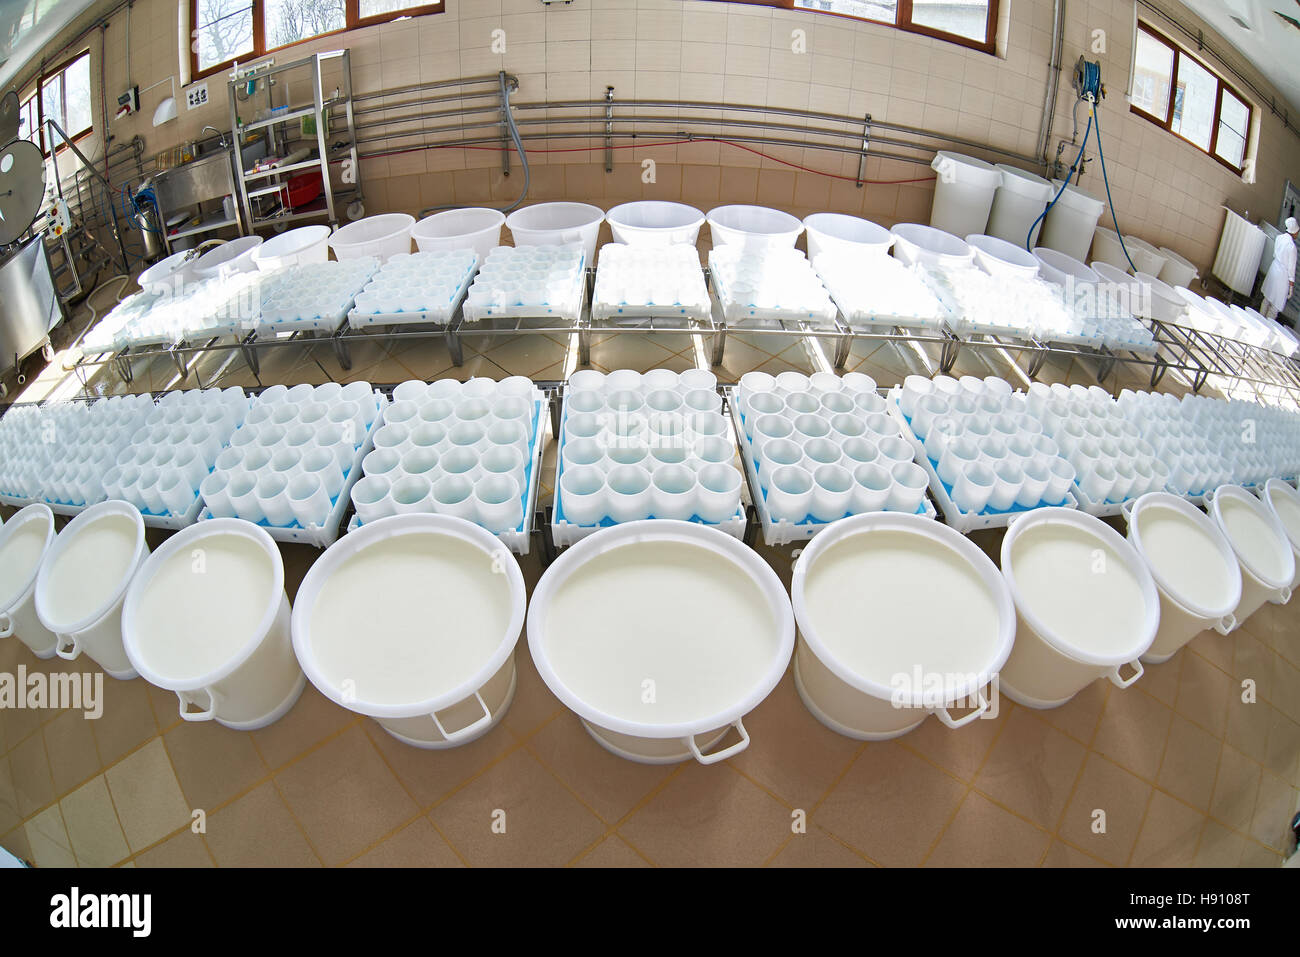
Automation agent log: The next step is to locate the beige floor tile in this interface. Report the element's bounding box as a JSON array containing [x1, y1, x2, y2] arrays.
[[1035, 679, 1109, 745], [8, 731, 55, 820], [1, 824, 33, 864], [974, 708, 1085, 829], [924, 790, 1051, 867], [573, 834, 651, 868], [500, 646, 564, 741], [133, 829, 214, 868], [363, 718, 519, 809], [429, 748, 605, 866], [1057, 754, 1152, 866], [1224, 695, 1271, 763], [1209, 745, 1262, 832], [768, 825, 872, 867], [1272, 655, 1300, 724], [42, 709, 105, 800], [1185, 629, 1234, 674], [1156, 714, 1222, 811], [59, 775, 130, 867], [1175, 651, 1232, 739], [1138, 653, 1184, 708], [1238, 839, 1284, 867], [89, 677, 159, 768], [102, 737, 191, 854], [163, 719, 268, 812], [24, 804, 76, 868], [1249, 769, 1299, 852], [814, 741, 965, 866], [525, 714, 675, 824], [898, 700, 1010, 783], [274, 725, 419, 866], [726, 670, 863, 810], [1193, 820, 1251, 867], [0, 757, 19, 837], [1230, 630, 1275, 704], [1263, 705, 1300, 787], [1130, 789, 1204, 867], [249, 685, 358, 770], [483, 335, 571, 378], [205, 781, 322, 867], [1090, 684, 1174, 783], [1040, 839, 1109, 867], [588, 334, 689, 373], [347, 817, 464, 868]]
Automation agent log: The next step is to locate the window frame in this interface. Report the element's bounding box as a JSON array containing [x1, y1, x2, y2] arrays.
[[23, 50, 94, 157], [703, 0, 999, 55], [1129, 22, 1252, 175], [190, 0, 446, 80]]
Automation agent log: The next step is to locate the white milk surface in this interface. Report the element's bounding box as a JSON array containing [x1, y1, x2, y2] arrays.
[[0, 519, 49, 609], [1220, 497, 1289, 582], [1136, 506, 1236, 610], [1010, 523, 1148, 658], [1267, 487, 1300, 549], [132, 533, 275, 683], [542, 540, 779, 726], [44, 514, 139, 626], [309, 533, 513, 707], [802, 530, 1001, 685]]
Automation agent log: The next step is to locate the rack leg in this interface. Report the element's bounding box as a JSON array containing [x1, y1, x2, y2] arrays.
[[939, 337, 961, 375], [711, 324, 727, 367], [447, 327, 464, 367], [1026, 348, 1047, 379], [832, 335, 851, 370], [333, 333, 352, 372]]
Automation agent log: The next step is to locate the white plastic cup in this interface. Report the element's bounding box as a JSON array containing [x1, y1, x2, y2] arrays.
[[201, 470, 236, 519], [767, 465, 813, 523], [159, 472, 195, 516], [257, 473, 293, 526], [988, 461, 1024, 512], [811, 464, 853, 522], [952, 462, 996, 514], [351, 474, 392, 524], [288, 473, 331, 528], [605, 465, 653, 522], [473, 474, 524, 533], [1044, 458, 1075, 505], [1018, 459, 1051, 507], [887, 462, 928, 514], [651, 465, 699, 520], [560, 465, 606, 526], [758, 437, 804, 487], [851, 463, 892, 513], [697, 463, 742, 523]]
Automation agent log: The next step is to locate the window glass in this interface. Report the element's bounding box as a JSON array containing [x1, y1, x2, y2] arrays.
[[1132, 28, 1174, 119], [195, 0, 255, 71], [265, 0, 346, 50], [1215, 89, 1249, 168], [909, 0, 990, 43], [1170, 52, 1217, 151]]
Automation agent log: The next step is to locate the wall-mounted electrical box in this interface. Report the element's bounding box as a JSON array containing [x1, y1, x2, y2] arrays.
[[115, 86, 139, 119]]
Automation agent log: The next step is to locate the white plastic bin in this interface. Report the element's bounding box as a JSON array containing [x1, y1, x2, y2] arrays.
[[999, 508, 1159, 708], [1040, 179, 1104, 263], [137, 249, 196, 293], [891, 223, 973, 269], [1124, 237, 1167, 277], [1132, 271, 1186, 322], [706, 204, 803, 250], [122, 519, 304, 730], [1259, 478, 1300, 588], [329, 213, 415, 263], [965, 233, 1040, 279], [1207, 485, 1294, 627], [34, 501, 149, 680], [987, 164, 1053, 247], [190, 236, 264, 280], [251, 225, 331, 271], [1090, 227, 1130, 272], [411, 207, 505, 260], [929, 151, 1001, 237], [1033, 246, 1099, 291], [506, 202, 605, 264], [803, 213, 893, 263], [791, 513, 1015, 740], [527, 520, 793, 764], [0, 504, 57, 659], [1123, 493, 1242, 663], [606, 201, 705, 246], [291, 514, 526, 748], [1157, 247, 1198, 288]]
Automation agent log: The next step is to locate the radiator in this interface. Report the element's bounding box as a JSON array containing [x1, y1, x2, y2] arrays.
[[1213, 206, 1267, 296]]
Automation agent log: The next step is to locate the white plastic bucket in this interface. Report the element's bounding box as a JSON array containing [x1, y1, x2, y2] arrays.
[[1124, 237, 1167, 277], [190, 236, 264, 280], [0, 504, 57, 658], [137, 250, 196, 293], [706, 204, 803, 251], [999, 508, 1159, 708], [1157, 247, 1198, 288], [1123, 493, 1242, 663], [411, 207, 505, 260], [34, 501, 149, 679], [1033, 246, 1099, 290], [965, 233, 1040, 279], [291, 514, 525, 749], [803, 213, 893, 263], [251, 225, 331, 271], [987, 164, 1053, 247], [891, 223, 973, 269], [1259, 478, 1300, 589], [122, 519, 304, 730], [1207, 485, 1295, 627], [1040, 180, 1104, 263], [329, 213, 415, 263], [1090, 227, 1130, 272], [791, 513, 1015, 740], [527, 520, 793, 764], [1132, 271, 1186, 322], [606, 201, 705, 246], [506, 202, 605, 264], [929, 151, 1001, 237]]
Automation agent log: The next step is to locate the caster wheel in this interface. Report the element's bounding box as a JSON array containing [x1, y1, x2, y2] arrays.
[[41, 342, 54, 362], [346, 200, 365, 221], [273, 220, 288, 233]]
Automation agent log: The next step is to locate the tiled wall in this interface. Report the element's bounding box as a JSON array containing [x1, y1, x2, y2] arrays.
[[26, 0, 1300, 277]]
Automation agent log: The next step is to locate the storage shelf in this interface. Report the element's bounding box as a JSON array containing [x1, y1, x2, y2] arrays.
[[243, 157, 323, 181]]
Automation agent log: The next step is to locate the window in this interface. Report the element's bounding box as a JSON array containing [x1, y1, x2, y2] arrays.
[[18, 52, 93, 155], [711, 0, 998, 54], [191, 0, 446, 78], [1130, 23, 1254, 174]]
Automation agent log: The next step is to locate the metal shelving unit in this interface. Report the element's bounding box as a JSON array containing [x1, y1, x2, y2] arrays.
[[228, 50, 361, 232]]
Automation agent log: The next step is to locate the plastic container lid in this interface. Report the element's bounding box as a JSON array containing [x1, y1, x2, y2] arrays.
[[1125, 492, 1241, 621], [931, 151, 1001, 188], [995, 163, 1054, 201]]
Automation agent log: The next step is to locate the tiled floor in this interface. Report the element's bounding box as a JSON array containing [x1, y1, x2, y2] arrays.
[[0, 264, 1297, 868]]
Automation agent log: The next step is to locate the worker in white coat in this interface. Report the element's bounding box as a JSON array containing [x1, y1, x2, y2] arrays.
[[1261, 217, 1299, 320]]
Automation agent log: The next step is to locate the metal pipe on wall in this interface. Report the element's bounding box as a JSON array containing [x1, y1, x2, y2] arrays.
[[1038, 0, 1065, 166]]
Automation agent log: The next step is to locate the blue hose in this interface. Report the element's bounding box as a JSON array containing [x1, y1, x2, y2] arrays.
[[1026, 113, 1092, 252], [1091, 102, 1137, 272]]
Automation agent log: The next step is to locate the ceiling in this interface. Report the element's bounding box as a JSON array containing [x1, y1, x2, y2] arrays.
[[0, 0, 99, 92], [1177, 0, 1300, 115]]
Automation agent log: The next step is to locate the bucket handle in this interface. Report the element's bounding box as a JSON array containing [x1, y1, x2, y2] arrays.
[[0, 612, 12, 638], [1214, 613, 1237, 636], [431, 690, 493, 745], [55, 633, 82, 661], [1272, 585, 1293, 605], [1106, 658, 1144, 689], [934, 690, 990, 730], [686, 719, 750, 765], [177, 687, 219, 722], [1120, 500, 1135, 524]]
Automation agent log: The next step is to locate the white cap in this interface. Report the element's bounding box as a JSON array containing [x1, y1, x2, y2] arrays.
[[1287, 216, 1299, 233]]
